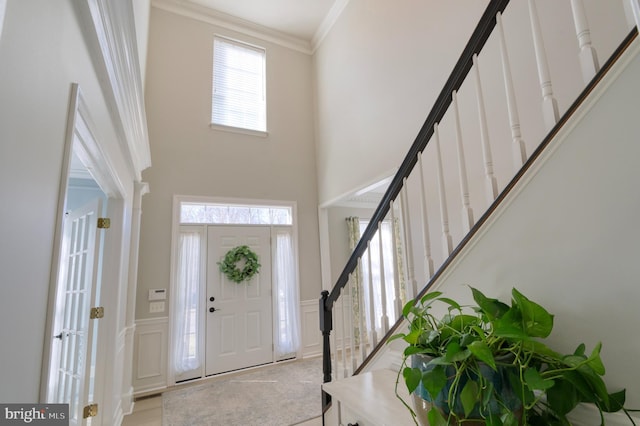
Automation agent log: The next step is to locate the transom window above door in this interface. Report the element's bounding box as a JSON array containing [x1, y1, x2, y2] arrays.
[[180, 202, 292, 225], [211, 36, 267, 135]]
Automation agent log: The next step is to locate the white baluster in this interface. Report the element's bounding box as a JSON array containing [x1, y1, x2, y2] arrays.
[[472, 54, 498, 204], [339, 290, 348, 378], [434, 123, 453, 256], [417, 152, 435, 280], [570, 0, 599, 83], [452, 90, 474, 233], [356, 258, 367, 362], [528, 0, 560, 130], [389, 200, 403, 317], [631, 0, 640, 30], [378, 222, 389, 334], [366, 241, 378, 348], [401, 180, 418, 300], [331, 304, 338, 380], [347, 273, 357, 373], [497, 12, 527, 170]]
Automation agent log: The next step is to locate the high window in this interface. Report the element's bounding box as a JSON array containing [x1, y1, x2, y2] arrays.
[[212, 36, 267, 134]]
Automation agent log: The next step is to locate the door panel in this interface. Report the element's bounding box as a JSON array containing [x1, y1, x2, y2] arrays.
[[50, 198, 103, 426], [205, 226, 273, 375]]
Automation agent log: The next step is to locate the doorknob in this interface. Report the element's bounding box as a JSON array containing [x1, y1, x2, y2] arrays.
[[54, 332, 64, 340], [209, 307, 216, 313]]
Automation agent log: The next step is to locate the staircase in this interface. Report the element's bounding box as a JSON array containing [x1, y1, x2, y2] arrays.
[[320, 1, 640, 424]]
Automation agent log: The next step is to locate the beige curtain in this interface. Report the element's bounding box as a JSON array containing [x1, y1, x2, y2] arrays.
[[345, 217, 363, 345], [394, 217, 408, 306]]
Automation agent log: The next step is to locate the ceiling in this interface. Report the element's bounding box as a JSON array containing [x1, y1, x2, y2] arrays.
[[180, 0, 339, 42]]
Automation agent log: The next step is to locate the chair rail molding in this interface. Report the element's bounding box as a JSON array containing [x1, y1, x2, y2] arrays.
[[81, 0, 152, 181]]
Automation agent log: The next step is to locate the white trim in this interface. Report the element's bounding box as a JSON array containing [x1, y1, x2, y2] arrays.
[[210, 123, 269, 138], [319, 168, 397, 209], [0, 0, 7, 41], [74, 92, 127, 198], [42, 84, 129, 425], [152, 0, 312, 54], [133, 317, 169, 394], [168, 195, 301, 384], [301, 300, 322, 358], [311, 0, 351, 53], [82, 0, 151, 180]]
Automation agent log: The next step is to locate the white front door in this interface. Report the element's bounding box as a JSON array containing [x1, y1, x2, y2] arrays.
[[48, 198, 103, 426], [205, 226, 273, 375]]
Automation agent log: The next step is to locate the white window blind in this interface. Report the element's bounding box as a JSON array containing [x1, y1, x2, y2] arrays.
[[212, 36, 266, 133]]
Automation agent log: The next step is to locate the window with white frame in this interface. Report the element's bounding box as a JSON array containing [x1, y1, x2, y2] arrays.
[[211, 36, 266, 133]]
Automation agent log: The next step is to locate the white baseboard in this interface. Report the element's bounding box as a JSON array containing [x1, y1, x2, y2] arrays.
[[567, 403, 640, 425]]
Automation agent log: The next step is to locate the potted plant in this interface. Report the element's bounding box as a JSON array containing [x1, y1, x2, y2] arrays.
[[389, 286, 636, 425]]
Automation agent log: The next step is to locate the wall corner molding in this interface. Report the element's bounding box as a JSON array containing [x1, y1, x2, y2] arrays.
[[84, 0, 152, 180], [152, 0, 312, 54]]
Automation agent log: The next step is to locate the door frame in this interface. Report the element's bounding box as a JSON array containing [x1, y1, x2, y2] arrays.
[[168, 195, 301, 386], [41, 84, 127, 424]]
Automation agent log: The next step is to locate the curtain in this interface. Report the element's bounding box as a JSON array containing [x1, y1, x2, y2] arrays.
[[174, 231, 201, 374], [393, 218, 408, 306], [274, 229, 300, 358], [346, 217, 363, 345], [358, 219, 407, 334]]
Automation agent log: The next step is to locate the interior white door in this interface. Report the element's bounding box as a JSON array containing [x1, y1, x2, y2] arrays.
[[205, 226, 273, 375], [49, 198, 103, 426]]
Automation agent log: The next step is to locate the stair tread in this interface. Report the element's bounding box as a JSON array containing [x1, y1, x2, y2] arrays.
[[322, 369, 416, 425]]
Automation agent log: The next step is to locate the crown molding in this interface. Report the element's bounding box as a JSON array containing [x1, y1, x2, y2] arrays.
[[82, 0, 152, 181], [311, 0, 351, 53], [152, 0, 312, 54]]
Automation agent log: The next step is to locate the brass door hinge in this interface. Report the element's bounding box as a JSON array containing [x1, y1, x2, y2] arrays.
[[90, 307, 104, 319], [97, 218, 110, 229], [83, 403, 98, 418]]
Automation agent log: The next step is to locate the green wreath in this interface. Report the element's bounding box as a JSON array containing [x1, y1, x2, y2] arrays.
[[218, 245, 261, 283]]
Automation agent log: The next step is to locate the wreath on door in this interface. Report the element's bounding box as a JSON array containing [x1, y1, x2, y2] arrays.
[[218, 245, 261, 283]]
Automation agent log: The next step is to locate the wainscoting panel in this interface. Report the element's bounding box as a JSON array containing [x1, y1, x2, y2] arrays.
[[132, 317, 168, 394], [301, 300, 321, 358]]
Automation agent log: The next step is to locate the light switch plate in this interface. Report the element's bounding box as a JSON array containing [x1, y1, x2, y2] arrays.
[[149, 301, 165, 313]]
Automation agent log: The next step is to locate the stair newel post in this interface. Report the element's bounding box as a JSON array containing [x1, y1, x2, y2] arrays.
[[366, 241, 378, 347], [434, 123, 453, 256], [377, 221, 390, 334], [527, 0, 560, 130], [417, 152, 435, 280], [497, 12, 527, 170], [452, 90, 475, 233], [319, 290, 332, 410], [569, 0, 600, 83], [472, 54, 499, 204], [400, 181, 418, 300]]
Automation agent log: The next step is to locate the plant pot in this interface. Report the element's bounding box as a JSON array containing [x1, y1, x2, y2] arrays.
[[410, 353, 522, 425]]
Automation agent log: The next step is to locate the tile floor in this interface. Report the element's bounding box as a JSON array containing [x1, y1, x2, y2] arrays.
[[122, 395, 323, 426]]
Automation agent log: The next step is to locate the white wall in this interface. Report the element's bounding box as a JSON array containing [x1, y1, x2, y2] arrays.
[[313, 0, 630, 208], [0, 0, 141, 415], [327, 206, 375, 284], [313, 0, 489, 205], [138, 7, 321, 324]]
